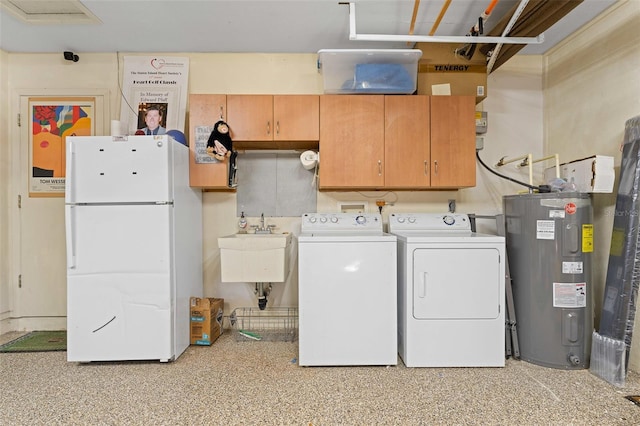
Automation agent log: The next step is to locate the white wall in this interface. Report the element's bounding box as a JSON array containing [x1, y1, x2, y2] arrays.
[[544, 0, 640, 371], [474, 56, 545, 211]]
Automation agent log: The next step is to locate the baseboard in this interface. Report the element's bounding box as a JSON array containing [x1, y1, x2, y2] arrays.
[[0, 316, 67, 334]]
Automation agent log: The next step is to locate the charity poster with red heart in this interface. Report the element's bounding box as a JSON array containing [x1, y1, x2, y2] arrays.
[[119, 56, 189, 136]]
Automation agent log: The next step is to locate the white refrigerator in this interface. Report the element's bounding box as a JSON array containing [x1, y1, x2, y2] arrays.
[[65, 135, 203, 362]]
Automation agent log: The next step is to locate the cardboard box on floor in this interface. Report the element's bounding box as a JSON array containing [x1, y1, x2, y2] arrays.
[[415, 42, 488, 104], [190, 297, 224, 346]]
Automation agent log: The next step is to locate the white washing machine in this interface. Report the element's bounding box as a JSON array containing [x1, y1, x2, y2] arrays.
[[389, 213, 505, 367], [298, 213, 397, 366]]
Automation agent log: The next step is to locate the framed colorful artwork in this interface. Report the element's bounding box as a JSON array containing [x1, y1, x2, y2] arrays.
[[29, 97, 96, 197]]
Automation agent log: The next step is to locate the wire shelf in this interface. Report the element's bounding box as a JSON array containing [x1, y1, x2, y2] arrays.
[[229, 307, 298, 342]]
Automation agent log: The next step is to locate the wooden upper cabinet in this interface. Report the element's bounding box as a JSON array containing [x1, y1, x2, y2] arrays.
[[188, 93, 474, 190], [273, 95, 319, 141], [430, 96, 476, 188], [226, 95, 272, 140], [384, 95, 430, 188], [188, 94, 230, 189], [319, 94, 474, 190], [319, 95, 385, 189], [226, 95, 319, 143]]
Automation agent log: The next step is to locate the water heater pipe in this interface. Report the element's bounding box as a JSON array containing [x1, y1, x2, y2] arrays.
[[496, 153, 560, 186]]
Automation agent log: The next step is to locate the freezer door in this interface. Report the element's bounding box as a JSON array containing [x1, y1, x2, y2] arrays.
[[65, 135, 174, 204], [66, 204, 175, 362]]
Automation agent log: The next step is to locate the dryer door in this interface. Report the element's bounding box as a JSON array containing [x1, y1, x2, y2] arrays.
[[413, 247, 501, 319]]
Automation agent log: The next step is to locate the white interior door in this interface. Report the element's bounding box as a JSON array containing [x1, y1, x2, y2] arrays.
[[10, 92, 107, 328], [16, 194, 67, 320]]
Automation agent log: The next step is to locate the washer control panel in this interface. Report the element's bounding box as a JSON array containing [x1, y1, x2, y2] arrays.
[[301, 213, 383, 233], [389, 213, 471, 232]]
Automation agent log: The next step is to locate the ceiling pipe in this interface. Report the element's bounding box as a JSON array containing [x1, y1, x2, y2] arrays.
[[347, 2, 544, 45]]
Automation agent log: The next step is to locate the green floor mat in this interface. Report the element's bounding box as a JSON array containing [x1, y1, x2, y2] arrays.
[[0, 331, 66, 352]]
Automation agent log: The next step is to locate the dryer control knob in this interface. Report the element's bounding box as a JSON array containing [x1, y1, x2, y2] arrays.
[[330, 217, 339, 223], [397, 217, 405, 223], [309, 216, 317, 223], [355, 215, 367, 225], [443, 215, 456, 225], [320, 217, 328, 223], [408, 217, 416, 223]]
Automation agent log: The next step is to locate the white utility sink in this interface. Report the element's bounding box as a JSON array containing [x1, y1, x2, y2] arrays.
[[218, 233, 292, 283]]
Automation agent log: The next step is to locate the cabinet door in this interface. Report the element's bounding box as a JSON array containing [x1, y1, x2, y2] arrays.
[[227, 95, 273, 140], [430, 96, 476, 188], [188, 94, 230, 188], [273, 95, 319, 141], [319, 95, 385, 189], [384, 95, 430, 188]]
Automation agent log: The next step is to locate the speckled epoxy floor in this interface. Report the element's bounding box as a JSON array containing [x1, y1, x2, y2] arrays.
[[2, 330, 640, 425]]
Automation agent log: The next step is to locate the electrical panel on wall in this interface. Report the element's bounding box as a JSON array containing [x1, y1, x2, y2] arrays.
[[476, 111, 488, 134]]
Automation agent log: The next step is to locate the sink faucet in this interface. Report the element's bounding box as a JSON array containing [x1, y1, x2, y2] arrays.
[[253, 213, 276, 234]]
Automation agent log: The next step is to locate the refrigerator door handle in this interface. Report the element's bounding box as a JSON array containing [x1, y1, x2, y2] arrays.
[[66, 144, 75, 204], [66, 206, 76, 269]]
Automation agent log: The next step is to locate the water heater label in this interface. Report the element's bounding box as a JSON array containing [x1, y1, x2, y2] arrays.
[[562, 261, 583, 274], [549, 210, 565, 218], [582, 224, 594, 252], [553, 282, 587, 308], [536, 220, 555, 239]]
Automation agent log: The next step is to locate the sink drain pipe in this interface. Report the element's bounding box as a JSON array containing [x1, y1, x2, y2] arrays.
[[255, 282, 273, 310]]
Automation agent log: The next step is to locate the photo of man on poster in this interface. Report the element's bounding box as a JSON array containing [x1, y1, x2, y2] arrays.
[[137, 104, 167, 135]]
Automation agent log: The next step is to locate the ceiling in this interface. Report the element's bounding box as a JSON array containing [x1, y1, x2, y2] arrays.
[[0, 0, 616, 57]]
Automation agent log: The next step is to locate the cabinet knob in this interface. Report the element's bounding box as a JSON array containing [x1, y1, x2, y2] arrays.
[[267, 121, 271, 136], [434, 160, 438, 175], [424, 160, 428, 176], [276, 120, 280, 135], [378, 160, 382, 176]]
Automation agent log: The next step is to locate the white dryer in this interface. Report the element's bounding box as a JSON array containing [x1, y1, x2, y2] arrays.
[[298, 213, 397, 366], [389, 213, 505, 367]]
